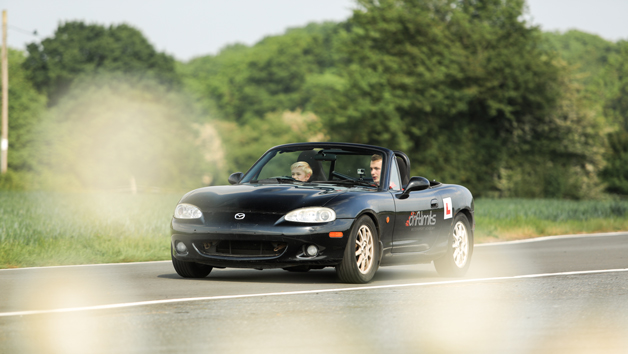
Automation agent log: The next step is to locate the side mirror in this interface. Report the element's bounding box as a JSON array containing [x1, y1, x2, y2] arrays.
[[228, 172, 244, 185], [398, 176, 430, 199]]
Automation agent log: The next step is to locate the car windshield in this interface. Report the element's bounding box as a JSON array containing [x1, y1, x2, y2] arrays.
[[241, 147, 383, 189]]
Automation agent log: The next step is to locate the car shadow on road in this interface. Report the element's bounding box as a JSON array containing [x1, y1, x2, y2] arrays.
[[157, 264, 441, 285]]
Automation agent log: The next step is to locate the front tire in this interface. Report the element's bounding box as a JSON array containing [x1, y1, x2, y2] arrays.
[[434, 213, 473, 277], [171, 247, 213, 278], [336, 216, 380, 283]]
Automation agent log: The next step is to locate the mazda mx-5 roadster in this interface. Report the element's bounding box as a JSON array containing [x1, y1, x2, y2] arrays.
[[171, 142, 474, 283]]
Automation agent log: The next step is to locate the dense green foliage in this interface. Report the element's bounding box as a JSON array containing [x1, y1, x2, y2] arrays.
[[1, 3, 627, 197], [180, 22, 340, 123], [0, 49, 47, 190], [542, 30, 616, 91], [602, 42, 628, 194], [4, 22, 212, 192], [23, 22, 179, 102], [317, 0, 579, 197], [542, 31, 628, 195], [179, 22, 339, 171], [181, 0, 613, 198], [601, 131, 628, 194]]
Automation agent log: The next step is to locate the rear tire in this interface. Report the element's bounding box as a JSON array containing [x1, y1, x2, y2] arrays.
[[434, 213, 473, 277], [171, 247, 213, 278], [336, 216, 380, 283]]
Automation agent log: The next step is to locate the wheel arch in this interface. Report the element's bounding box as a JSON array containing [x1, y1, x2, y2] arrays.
[[354, 209, 380, 239], [354, 209, 384, 262], [456, 208, 474, 234]]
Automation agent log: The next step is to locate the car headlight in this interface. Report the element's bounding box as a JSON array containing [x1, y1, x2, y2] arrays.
[[285, 207, 336, 223], [174, 203, 203, 219]]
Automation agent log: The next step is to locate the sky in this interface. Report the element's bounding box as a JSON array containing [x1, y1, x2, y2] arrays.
[[1, 0, 628, 62]]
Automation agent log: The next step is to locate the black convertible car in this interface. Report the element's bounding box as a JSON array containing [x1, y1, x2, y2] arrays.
[[171, 142, 474, 283]]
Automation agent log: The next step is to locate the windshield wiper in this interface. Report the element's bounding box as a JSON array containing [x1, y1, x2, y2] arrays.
[[251, 176, 298, 184], [325, 179, 377, 188]]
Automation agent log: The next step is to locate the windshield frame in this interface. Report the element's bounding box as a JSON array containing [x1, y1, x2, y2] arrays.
[[239, 143, 394, 191]]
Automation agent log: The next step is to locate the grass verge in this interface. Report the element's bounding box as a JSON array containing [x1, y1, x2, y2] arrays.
[[1, 192, 627, 268], [475, 198, 628, 242], [0, 191, 180, 268]]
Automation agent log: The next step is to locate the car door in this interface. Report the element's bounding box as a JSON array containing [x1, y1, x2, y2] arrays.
[[389, 156, 444, 253], [392, 189, 443, 252]]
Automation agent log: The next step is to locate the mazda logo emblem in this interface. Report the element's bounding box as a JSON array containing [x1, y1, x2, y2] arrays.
[[234, 213, 245, 220]]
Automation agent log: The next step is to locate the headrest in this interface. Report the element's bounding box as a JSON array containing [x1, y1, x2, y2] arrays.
[[297, 150, 327, 181]]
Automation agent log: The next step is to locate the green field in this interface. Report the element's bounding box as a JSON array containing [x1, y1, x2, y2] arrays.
[[1, 192, 627, 269], [0, 192, 181, 269], [474, 198, 628, 241]]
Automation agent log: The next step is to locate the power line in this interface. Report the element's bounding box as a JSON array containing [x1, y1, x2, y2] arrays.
[[8, 25, 37, 37]]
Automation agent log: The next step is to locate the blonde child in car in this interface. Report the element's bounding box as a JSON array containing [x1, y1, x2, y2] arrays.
[[291, 161, 312, 182]]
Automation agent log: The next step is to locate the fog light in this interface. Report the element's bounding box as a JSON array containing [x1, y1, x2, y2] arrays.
[[176, 242, 188, 254], [305, 244, 318, 257]]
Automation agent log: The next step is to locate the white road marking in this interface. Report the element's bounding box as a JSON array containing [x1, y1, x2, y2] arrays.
[[1, 232, 625, 272], [476, 231, 628, 246], [0, 260, 170, 272], [2, 267, 627, 318]]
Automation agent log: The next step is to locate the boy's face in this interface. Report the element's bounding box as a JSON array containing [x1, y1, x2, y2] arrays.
[[291, 167, 311, 182]]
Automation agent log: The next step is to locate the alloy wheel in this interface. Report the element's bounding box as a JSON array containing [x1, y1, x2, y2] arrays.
[[452, 221, 468, 268], [355, 225, 374, 274]]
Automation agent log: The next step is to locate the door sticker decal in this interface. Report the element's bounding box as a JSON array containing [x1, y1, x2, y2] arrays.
[[443, 197, 453, 220], [406, 211, 436, 227]]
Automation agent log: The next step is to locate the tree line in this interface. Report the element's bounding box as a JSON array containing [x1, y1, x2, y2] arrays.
[[1, 0, 627, 198]]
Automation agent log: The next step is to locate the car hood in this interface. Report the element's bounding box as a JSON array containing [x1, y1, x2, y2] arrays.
[[179, 184, 347, 215]]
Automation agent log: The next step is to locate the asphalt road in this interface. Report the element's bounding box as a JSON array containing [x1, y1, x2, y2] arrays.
[[1, 232, 627, 354]]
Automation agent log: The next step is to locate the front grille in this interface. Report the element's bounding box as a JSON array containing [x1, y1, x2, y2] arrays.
[[196, 240, 287, 257]]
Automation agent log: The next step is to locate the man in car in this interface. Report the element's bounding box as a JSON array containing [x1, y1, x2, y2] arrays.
[[370, 154, 382, 185], [371, 154, 399, 190]]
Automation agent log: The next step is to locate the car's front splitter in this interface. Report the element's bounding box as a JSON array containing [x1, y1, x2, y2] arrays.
[[171, 219, 354, 269]]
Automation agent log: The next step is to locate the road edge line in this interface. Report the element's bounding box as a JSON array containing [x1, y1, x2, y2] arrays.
[[2, 267, 628, 318], [476, 231, 628, 247], [2, 231, 626, 271]]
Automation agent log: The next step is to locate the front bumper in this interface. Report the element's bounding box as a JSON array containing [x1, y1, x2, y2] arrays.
[[171, 218, 354, 269]]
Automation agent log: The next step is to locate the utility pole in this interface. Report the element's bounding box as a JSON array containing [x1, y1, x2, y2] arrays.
[[1, 10, 7, 174]]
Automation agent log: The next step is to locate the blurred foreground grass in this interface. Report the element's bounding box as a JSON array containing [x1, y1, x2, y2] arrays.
[[0, 192, 181, 268], [1, 192, 627, 268]]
